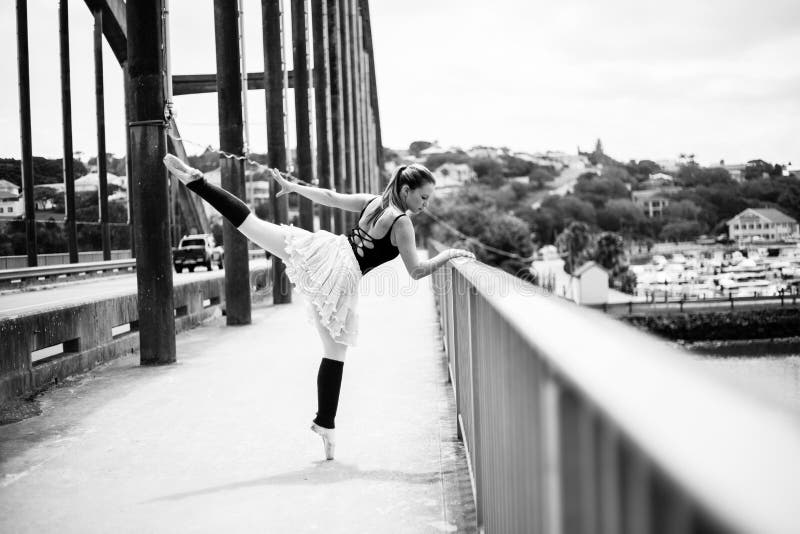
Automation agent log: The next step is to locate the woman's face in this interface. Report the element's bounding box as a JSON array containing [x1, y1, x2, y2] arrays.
[[403, 183, 435, 214]]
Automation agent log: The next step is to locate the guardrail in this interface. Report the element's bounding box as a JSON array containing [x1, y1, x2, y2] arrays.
[[0, 259, 137, 285], [429, 241, 800, 534], [0, 250, 133, 270], [0, 249, 268, 286], [596, 291, 800, 316], [0, 261, 271, 404]]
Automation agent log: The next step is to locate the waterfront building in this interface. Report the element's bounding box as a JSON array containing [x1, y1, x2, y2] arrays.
[[570, 261, 608, 305], [727, 208, 799, 243]]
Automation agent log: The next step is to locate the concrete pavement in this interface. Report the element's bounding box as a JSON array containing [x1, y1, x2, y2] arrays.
[[0, 258, 475, 533]]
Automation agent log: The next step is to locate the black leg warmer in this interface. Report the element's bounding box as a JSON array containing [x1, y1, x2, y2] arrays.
[[313, 358, 344, 429], [186, 178, 251, 228]]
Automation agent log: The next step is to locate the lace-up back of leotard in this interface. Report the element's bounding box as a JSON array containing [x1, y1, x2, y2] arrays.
[[347, 198, 406, 275]]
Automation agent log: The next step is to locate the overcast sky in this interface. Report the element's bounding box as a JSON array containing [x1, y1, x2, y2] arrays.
[[0, 0, 797, 167]]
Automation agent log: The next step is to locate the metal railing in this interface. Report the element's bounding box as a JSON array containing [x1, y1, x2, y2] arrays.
[[596, 291, 799, 316], [0, 249, 268, 285], [0, 250, 132, 270], [430, 242, 800, 534]]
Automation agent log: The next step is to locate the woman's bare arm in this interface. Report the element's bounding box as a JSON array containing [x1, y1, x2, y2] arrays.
[[393, 216, 475, 280], [270, 169, 375, 212]]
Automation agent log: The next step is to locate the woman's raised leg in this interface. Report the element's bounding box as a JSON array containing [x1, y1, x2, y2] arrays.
[[236, 214, 290, 261], [167, 159, 291, 259]]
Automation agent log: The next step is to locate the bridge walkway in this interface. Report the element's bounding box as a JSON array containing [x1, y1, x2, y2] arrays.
[[0, 260, 475, 533]]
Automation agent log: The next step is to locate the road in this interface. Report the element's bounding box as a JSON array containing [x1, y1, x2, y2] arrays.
[[531, 166, 595, 206], [0, 260, 268, 319]]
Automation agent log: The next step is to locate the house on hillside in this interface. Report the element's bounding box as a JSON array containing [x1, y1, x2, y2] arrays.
[[0, 181, 23, 219], [727, 208, 799, 243], [722, 164, 746, 183], [655, 159, 680, 173], [648, 172, 674, 182], [433, 163, 475, 193], [545, 151, 589, 170], [631, 186, 681, 218], [467, 146, 501, 159]]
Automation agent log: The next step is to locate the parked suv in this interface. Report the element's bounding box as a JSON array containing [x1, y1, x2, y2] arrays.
[[173, 234, 224, 272]]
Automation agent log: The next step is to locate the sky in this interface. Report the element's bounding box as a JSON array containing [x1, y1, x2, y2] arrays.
[[0, 0, 798, 168]]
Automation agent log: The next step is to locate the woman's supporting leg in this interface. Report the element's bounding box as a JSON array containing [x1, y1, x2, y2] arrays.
[[312, 311, 347, 429], [313, 358, 344, 430], [184, 178, 290, 260]]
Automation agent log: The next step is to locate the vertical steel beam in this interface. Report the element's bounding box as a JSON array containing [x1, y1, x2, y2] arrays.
[[311, 0, 333, 232], [59, 0, 78, 263], [126, 0, 176, 365], [339, 0, 356, 207], [357, 11, 369, 193], [326, 0, 347, 234], [94, 9, 111, 261], [359, 0, 383, 185], [261, 0, 292, 304], [347, 0, 362, 194], [123, 66, 136, 259], [16, 0, 37, 267], [214, 0, 252, 325], [291, 0, 315, 231]]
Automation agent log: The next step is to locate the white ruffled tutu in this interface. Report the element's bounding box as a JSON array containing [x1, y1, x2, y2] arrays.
[[282, 225, 362, 346]]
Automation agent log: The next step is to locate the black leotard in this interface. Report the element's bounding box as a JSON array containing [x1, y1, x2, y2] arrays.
[[347, 199, 406, 275]]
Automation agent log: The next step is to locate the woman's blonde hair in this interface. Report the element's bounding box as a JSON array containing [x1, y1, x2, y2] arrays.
[[363, 163, 435, 228]]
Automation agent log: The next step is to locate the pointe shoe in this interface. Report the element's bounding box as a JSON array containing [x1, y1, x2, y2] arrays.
[[163, 154, 204, 185], [310, 423, 336, 460]]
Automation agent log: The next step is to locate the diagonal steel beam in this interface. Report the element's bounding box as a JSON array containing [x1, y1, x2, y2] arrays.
[[83, 0, 127, 64]]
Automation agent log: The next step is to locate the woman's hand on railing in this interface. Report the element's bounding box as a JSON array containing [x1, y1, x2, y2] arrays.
[[446, 248, 476, 262]]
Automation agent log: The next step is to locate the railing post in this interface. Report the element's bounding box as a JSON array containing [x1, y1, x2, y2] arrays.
[[596, 424, 621, 534], [621, 450, 652, 533], [559, 389, 598, 534], [468, 284, 484, 529], [541, 373, 562, 534]]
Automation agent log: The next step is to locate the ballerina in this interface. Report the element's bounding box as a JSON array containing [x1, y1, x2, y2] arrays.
[[163, 154, 474, 459]]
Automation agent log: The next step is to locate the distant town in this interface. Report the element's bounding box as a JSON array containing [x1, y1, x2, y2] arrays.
[[1, 140, 798, 303]]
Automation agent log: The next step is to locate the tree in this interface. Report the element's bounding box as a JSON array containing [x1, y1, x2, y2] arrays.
[[500, 155, 535, 177], [676, 165, 732, 188], [424, 151, 470, 171], [529, 167, 556, 188], [408, 141, 433, 157], [471, 158, 504, 186], [573, 172, 629, 208], [592, 232, 628, 276], [556, 221, 592, 274], [597, 198, 647, 236]]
